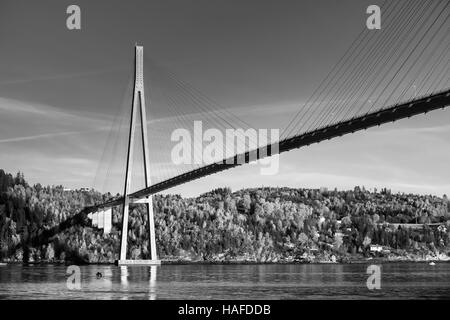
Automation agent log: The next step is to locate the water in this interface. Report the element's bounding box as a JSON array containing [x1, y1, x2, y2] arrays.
[[0, 263, 449, 299]]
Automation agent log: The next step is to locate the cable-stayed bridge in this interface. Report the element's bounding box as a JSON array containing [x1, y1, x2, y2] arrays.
[[90, 89, 450, 211], [82, 0, 449, 265]]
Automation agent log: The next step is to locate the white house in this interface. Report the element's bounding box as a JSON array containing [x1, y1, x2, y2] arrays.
[[370, 244, 383, 252]]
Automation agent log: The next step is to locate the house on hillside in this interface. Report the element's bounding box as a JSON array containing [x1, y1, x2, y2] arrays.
[[370, 244, 383, 252]]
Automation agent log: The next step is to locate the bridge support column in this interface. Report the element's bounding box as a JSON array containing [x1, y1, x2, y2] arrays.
[[119, 196, 130, 261], [146, 196, 158, 261], [117, 45, 160, 266]]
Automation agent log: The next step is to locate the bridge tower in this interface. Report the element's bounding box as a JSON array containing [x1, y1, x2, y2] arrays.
[[117, 45, 160, 266]]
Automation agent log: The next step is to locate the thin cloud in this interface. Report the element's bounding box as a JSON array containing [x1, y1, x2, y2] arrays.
[[0, 97, 112, 124], [0, 97, 49, 114], [0, 67, 128, 87], [0, 128, 109, 144]]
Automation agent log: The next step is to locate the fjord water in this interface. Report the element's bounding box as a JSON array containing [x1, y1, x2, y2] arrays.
[[0, 263, 449, 299]]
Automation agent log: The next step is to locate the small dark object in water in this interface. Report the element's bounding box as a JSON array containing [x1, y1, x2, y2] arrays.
[[96, 272, 102, 279]]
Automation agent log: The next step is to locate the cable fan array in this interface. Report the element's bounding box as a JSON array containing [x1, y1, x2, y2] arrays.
[[92, 0, 449, 196]]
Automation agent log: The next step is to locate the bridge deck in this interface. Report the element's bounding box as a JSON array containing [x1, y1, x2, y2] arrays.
[[86, 89, 450, 213]]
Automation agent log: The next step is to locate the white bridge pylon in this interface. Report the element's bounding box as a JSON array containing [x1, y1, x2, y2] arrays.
[[117, 45, 160, 266]]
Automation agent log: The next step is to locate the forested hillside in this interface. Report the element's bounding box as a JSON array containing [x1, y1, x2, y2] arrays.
[[1, 169, 449, 263]]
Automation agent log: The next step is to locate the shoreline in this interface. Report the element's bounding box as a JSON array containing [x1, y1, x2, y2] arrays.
[[2, 257, 449, 266]]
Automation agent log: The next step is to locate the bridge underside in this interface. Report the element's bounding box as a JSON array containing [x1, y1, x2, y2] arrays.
[[87, 89, 450, 213]]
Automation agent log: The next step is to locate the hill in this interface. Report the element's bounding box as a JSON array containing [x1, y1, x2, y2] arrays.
[[1, 170, 449, 263]]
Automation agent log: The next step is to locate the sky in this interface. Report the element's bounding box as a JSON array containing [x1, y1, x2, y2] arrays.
[[0, 0, 449, 198]]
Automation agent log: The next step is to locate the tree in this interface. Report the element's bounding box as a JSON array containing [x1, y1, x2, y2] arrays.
[[298, 233, 308, 247], [363, 235, 372, 248], [342, 216, 352, 227], [14, 172, 26, 187], [372, 213, 380, 224], [333, 233, 343, 251]]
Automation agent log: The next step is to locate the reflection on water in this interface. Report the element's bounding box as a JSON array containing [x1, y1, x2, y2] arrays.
[[0, 263, 449, 299], [118, 266, 157, 300], [149, 266, 157, 300], [120, 266, 128, 300], [120, 266, 128, 287]]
